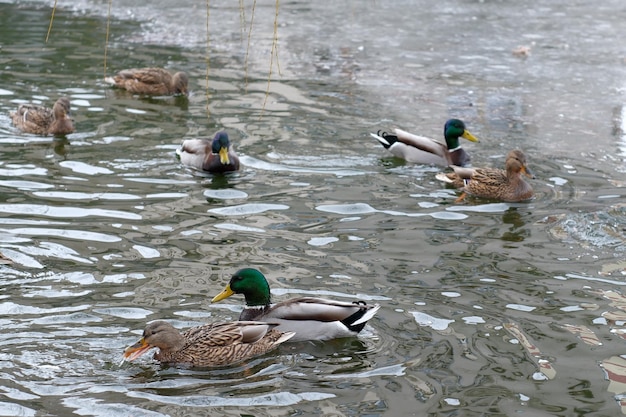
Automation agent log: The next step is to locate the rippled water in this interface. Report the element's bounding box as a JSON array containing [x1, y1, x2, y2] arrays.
[[1, 0, 626, 416]]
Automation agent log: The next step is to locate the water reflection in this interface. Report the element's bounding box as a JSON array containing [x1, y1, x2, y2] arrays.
[[202, 173, 238, 190], [500, 208, 528, 243], [1, 0, 626, 416], [52, 137, 70, 158]]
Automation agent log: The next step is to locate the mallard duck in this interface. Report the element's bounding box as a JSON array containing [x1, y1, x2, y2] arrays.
[[123, 320, 294, 367], [10, 97, 74, 136], [436, 149, 535, 202], [176, 131, 240, 174], [105, 67, 188, 96], [370, 119, 479, 167], [211, 268, 381, 342]]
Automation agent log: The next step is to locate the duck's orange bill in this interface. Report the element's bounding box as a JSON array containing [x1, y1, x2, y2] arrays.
[[521, 165, 535, 179], [123, 338, 152, 361]]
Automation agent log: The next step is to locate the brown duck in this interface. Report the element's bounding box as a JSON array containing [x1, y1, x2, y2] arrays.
[[105, 68, 188, 96], [123, 320, 294, 367], [436, 149, 535, 203], [10, 97, 74, 136]]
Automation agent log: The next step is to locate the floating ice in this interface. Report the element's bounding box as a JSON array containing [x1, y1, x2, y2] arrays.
[[204, 189, 248, 200], [208, 203, 289, 216], [411, 311, 455, 331], [307, 237, 339, 246]]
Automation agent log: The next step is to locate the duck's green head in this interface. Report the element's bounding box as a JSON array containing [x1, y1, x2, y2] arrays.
[[211, 268, 271, 307], [443, 119, 479, 149], [211, 131, 231, 165]]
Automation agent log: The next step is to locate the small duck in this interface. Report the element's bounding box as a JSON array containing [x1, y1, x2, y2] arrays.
[[123, 320, 294, 367], [211, 268, 381, 342], [176, 131, 240, 174], [105, 67, 188, 96], [370, 119, 479, 167], [436, 149, 535, 203], [10, 97, 74, 136]]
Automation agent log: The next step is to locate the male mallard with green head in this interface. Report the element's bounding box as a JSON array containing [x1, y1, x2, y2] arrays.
[[10, 97, 74, 136], [436, 149, 535, 202], [370, 118, 479, 167], [105, 67, 188, 96], [123, 320, 294, 367], [176, 131, 240, 174], [212, 268, 381, 342]]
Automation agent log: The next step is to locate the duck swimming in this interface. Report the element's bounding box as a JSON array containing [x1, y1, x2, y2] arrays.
[[436, 149, 535, 203], [123, 320, 294, 367], [105, 67, 188, 96], [370, 119, 479, 167], [176, 131, 240, 174], [10, 97, 74, 136], [212, 268, 381, 342]]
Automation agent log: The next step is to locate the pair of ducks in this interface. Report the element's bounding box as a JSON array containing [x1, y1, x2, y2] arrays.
[[10, 68, 188, 136], [105, 69, 240, 173], [105, 68, 240, 173], [371, 119, 535, 203], [123, 268, 381, 367], [10, 67, 239, 174]]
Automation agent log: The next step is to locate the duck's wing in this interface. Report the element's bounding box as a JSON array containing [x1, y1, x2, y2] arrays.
[[175, 322, 294, 367], [179, 322, 240, 349], [371, 128, 449, 166], [116, 68, 171, 84], [11, 104, 53, 134], [265, 297, 381, 330], [176, 138, 211, 170], [449, 165, 476, 179], [177, 138, 210, 155], [393, 128, 448, 157], [262, 300, 380, 342], [468, 167, 507, 187]]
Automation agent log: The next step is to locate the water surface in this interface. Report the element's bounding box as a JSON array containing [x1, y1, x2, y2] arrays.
[[1, 1, 626, 416]]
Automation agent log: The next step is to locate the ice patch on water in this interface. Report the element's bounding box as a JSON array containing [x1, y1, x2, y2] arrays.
[[208, 203, 289, 216]]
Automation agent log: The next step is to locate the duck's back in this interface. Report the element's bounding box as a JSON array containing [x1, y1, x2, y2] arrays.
[[11, 104, 54, 135], [110, 68, 173, 95]]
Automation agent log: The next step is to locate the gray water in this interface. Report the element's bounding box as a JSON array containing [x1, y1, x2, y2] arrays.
[[1, 0, 626, 416]]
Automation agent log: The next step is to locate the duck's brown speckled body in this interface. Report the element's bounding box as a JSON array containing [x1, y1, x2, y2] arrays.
[[10, 97, 74, 136], [123, 320, 294, 367], [437, 149, 535, 203], [105, 68, 188, 96]]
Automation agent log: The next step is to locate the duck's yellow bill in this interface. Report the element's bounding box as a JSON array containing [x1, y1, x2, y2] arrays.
[[461, 130, 479, 143], [219, 147, 230, 164], [211, 284, 235, 303]]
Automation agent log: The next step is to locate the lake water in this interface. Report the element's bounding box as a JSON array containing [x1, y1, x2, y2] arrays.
[[1, 0, 626, 416]]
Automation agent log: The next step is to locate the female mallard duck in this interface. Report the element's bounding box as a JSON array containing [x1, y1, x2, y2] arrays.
[[123, 320, 294, 367], [105, 67, 188, 96], [436, 149, 535, 202], [370, 119, 479, 167], [10, 97, 74, 136], [176, 131, 240, 174], [211, 268, 381, 342]]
